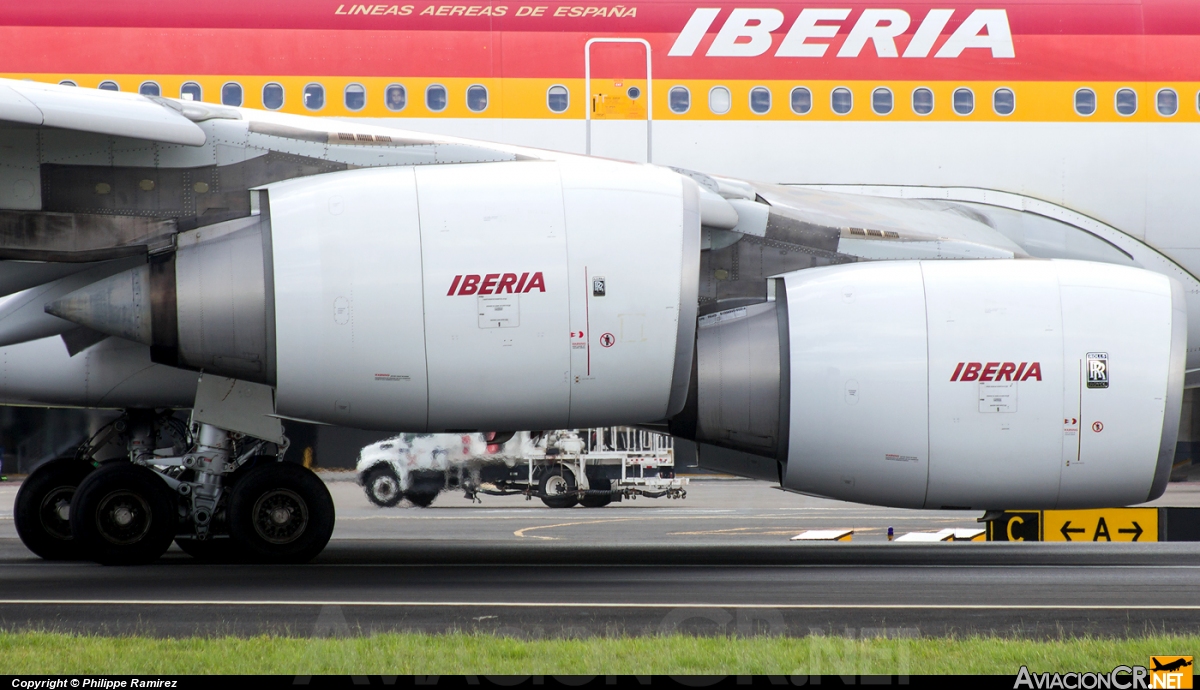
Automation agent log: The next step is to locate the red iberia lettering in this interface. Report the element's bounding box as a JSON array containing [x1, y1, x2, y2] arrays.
[[449, 271, 546, 295], [458, 274, 481, 295], [979, 362, 1000, 382], [952, 361, 1041, 382], [1021, 362, 1042, 381], [524, 271, 546, 293], [950, 362, 964, 381], [960, 362, 982, 382], [479, 273, 500, 295]]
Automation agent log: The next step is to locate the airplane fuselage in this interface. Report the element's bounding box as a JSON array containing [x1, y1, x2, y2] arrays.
[[1, 0, 1198, 276]]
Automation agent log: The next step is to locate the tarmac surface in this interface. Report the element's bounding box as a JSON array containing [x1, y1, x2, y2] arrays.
[[0, 474, 1197, 638]]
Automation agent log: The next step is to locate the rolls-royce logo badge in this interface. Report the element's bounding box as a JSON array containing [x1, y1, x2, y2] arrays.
[[1086, 352, 1109, 389]]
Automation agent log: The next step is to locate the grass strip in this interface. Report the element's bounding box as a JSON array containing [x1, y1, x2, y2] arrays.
[[0, 632, 1196, 675]]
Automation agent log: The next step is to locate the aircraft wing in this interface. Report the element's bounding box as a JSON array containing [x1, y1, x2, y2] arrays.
[[0, 77, 1153, 355], [0, 79, 207, 146]]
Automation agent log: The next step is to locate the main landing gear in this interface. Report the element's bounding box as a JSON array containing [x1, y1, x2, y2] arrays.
[[14, 379, 335, 566]]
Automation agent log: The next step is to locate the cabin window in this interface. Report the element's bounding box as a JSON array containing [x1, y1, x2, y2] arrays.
[[831, 87, 853, 115], [1115, 88, 1137, 116], [1075, 88, 1096, 116], [344, 83, 366, 111], [547, 85, 570, 113], [180, 82, 202, 102], [59, 80, 77, 87], [263, 83, 285, 110], [912, 87, 934, 115], [993, 88, 1015, 116], [466, 84, 488, 112], [139, 82, 161, 97], [385, 84, 406, 111], [953, 88, 974, 115], [872, 87, 893, 115], [1157, 88, 1178, 116], [426, 84, 448, 112], [709, 86, 731, 115], [790, 87, 812, 115], [98, 81, 119, 92], [749, 87, 771, 115], [221, 82, 243, 107], [668, 86, 690, 114], [303, 83, 325, 110]]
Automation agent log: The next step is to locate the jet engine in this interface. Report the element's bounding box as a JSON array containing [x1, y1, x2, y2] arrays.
[[675, 259, 1185, 509], [16, 154, 1188, 511], [43, 158, 701, 432]]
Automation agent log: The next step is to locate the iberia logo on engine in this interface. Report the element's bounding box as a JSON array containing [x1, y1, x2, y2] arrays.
[[950, 361, 1042, 382], [447, 272, 546, 296]]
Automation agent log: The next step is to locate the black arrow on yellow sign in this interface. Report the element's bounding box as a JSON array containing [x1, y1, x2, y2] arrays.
[[1060, 521, 1085, 540], [1118, 522, 1144, 541]]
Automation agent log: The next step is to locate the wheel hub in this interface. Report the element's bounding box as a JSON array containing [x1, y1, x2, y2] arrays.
[[252, 489, 309, 544], [112, 507, 134, 526], [371, 475, 399, 501], [38, 486, 75, 541], [95, 490, 153, 546], [546, 475, 569, 494]]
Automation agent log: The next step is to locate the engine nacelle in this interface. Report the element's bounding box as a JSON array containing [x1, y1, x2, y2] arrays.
[[682, 259, 1185, 509], [46, 159, 700, 432]]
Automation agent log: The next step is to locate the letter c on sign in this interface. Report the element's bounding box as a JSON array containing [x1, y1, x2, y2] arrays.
[[1006, 514, 1024, 541]]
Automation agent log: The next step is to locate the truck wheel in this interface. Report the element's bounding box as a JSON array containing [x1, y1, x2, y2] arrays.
[[229, 462, 335, 564], [363, 466, 403, 507], [14, 458, 94, 560], [404, 487, 440, 508], [70, 462, 178, 565], [539, 467, 579, 509], [580, 476, 613, 508]]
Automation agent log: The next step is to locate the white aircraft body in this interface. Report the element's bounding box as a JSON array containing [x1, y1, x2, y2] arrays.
[[0, 1, 1192, 562]]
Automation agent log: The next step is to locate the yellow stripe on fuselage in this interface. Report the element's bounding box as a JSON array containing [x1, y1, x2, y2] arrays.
[[8, 74, 1200, 123]]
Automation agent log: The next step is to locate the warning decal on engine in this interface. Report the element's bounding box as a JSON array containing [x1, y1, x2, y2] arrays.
[[979, 381, 1017, 413], [478, 295, 520, 328]]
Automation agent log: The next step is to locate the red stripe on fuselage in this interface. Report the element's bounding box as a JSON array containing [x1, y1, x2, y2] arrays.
[[0, 1, 1157, 35], [4, 2, 1200, 80], [3, 26, 1196, 81]]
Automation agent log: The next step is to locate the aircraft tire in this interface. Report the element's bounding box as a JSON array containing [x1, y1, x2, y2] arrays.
[[363, 465, 403, 507], [70, 462, 178, 566], [538, 466, 579, 509], [229, 462, 334, 564], [14, 457, 95, 560], [580, 477, 613, 508]]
